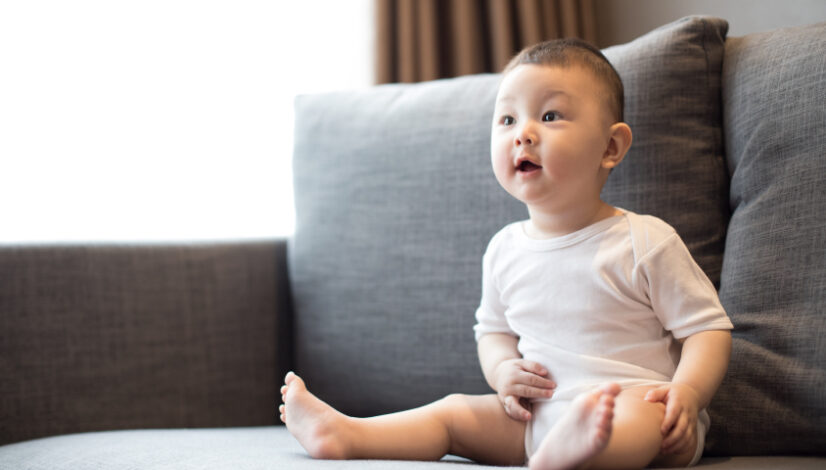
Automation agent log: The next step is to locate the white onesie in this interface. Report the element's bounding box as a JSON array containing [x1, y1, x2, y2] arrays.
[[474, 210, 733, 464]]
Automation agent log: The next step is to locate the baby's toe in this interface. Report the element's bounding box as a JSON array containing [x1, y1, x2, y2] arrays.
[[601, 383, 621, 396]]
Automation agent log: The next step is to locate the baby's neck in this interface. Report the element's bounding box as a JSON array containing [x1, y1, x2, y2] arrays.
[[525, 201, 621, 239]]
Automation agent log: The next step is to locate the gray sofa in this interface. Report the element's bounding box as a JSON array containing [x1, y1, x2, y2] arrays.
[[1, 16, 824, 469]]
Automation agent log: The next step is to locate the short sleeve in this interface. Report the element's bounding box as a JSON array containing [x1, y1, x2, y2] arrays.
[[473, 234, 515, 341], [635, 233, 734, 339]]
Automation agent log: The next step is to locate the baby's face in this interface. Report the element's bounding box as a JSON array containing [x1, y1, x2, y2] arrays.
[[491, 64, 615, 211]]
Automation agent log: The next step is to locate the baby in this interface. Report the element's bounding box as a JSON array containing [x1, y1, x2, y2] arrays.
[[280, 38, 733, 470]]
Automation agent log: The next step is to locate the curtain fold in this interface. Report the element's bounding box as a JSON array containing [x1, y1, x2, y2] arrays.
[[376, 0, 597, 84]]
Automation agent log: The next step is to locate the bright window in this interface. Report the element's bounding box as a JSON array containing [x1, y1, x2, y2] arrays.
[[0, 0, 373, 242]]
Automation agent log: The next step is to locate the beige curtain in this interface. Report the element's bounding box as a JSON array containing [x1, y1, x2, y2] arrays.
[[376, 0, 597, 84]]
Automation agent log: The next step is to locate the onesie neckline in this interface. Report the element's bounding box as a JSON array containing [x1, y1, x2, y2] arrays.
[[513, 209, 628, 251]]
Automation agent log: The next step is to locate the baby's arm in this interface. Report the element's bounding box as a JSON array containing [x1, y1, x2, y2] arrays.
[[645, 329, 732, 454], [478, 333, 556, 421]]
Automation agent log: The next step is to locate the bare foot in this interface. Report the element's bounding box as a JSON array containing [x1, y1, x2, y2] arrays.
[[279, 371, 351, 459], [529, 383, 621, 470]]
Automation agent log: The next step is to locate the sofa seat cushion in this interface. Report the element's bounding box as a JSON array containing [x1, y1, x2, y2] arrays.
[[713, 21, 826, 455], [1, 427, 825, 469], [0, 427, 490, 470], [289, 16, 731, 419], [0, 427, 299, 470]]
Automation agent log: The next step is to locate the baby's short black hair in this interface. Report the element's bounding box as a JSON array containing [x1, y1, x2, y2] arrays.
[[504, 38, 624, 123]]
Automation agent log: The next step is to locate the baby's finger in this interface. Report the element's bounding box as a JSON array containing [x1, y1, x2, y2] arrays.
[[513, 384, 554, 399], [518, 360, 549, 377], [644, 386, 668, 403], [519, 371, 557, 390], [661, 400, 682, 434], [674, 432, 697, 454], [504, 395, 532, 421], [662, 431, 692, 456], [500, 376, 554, 399], [662, 414, 688, 450], [669, 434, 695, 456]]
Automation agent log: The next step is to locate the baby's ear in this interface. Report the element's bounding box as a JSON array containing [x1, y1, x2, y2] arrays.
[[602, 122, 632, 170]]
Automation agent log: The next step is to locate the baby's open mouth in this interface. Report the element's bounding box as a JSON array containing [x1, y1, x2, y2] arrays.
[[517, 160, 542, 172]]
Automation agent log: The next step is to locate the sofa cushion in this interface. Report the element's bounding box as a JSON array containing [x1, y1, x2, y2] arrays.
[[3, 427, 823, 470], [289, 16, 729, 418], [291, 74, 509, 417], [710, 22, 826, 455], [0, 427, 479, 470], [0, 242, 288, 445], [601, 16, 730, 287]]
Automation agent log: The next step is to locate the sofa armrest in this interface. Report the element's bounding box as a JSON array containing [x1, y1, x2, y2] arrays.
[[0, 239, 293, 445]]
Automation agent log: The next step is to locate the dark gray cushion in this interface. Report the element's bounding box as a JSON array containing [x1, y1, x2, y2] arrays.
[[709, 22, 826, 455], [602, 16, 730, 288], [0, 241, 290, 445], [289, 16, 729, 417]]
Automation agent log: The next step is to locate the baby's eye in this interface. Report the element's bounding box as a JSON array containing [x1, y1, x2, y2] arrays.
[[542, 111, 560, 122], [501, 115, 515, 126]]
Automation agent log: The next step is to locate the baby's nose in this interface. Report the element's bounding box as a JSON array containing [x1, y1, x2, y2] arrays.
[[515, 128, 537, 146]]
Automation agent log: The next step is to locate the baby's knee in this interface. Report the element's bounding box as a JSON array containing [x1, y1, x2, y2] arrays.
[[437, 393, 477, 414], [441, 393, 469, 403], [436, 393, 502, 421], [617, 387, 666, 423], [441, 393, 501, 408]]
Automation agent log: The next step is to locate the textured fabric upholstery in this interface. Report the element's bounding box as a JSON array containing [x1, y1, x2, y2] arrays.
[[0, 428, 483, 470], [0, 241, 292, 445], [709, 22, 826, 455], [289, 16, 730, 418], [291, 74, 510, 416], [1, 427, 824, 470], [601, 16, 730, 287]]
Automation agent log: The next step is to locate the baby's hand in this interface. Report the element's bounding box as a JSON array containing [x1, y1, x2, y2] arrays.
[[644, 383, 701, 455], [493, 359, 556, 421]]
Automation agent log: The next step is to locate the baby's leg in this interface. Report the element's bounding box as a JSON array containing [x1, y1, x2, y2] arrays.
[[530, 384, 696, 470], [528, 383, 621, 470], [588, 385, 697, 469], [279, 372, 526, 465]]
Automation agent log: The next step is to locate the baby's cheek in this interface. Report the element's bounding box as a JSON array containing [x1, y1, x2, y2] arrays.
[[491, 152, 513, 179]]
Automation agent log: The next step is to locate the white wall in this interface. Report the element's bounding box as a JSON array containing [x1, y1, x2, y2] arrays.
[[595, 0, 826, 46]]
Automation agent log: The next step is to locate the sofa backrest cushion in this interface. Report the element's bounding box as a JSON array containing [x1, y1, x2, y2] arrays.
[[0, 242, 287, 445], [289, 16, 729, 418], [601, 17, 729, 288], [291, 74, 510, 417], [710, 22, 826, 455]]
